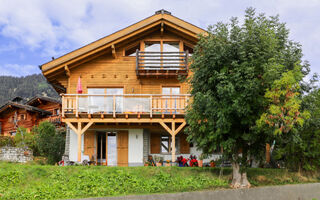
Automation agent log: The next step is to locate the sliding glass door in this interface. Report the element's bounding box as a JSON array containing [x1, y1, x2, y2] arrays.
[[87, 88, 123, 114]]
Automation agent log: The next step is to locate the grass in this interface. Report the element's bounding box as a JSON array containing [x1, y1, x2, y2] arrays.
[[0, 162, 319, 199]]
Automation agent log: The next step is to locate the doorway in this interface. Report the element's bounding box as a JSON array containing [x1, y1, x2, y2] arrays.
[[107, 132, 117, 166], [97, 132, 106, 164]]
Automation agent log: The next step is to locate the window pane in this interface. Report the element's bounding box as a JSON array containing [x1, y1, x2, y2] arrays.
[[87, 88, 105, 113], [106, 88, 123, 113], [162, 87, 171, 95], [163, 42, 180, 68], [161, 136, 169, 153], [163, 42, 179, 52], [145, 42, 160, 52]]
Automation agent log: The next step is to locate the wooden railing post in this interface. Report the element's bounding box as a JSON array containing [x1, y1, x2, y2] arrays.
[[62, 95, 65, 118], [76, 95, 79, 117], [150, 95, 153, 118], [113, 95, 116, 118], [185, 50, 189, 70], [136, 49, 139, 75]]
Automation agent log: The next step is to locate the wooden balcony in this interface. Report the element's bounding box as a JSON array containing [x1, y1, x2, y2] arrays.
[[136, 50, 188, 78], [41, 115, 62, 124], [61, 94, 190, 122]]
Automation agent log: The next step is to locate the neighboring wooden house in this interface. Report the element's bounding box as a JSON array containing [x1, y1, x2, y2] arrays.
[[41, 10, 214, 166], [0, 96, 62, 136]]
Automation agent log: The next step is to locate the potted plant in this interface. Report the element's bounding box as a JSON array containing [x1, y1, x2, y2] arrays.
[[198, 154, 205, 167], [165, 160, 171, 167], [210, 160, 216, 168], [154, 156, 163, 166], [189, 155, 198, 167], [176, 156, 189, 167], [147, 155, 155, 166], [144, 160, 151, 166]]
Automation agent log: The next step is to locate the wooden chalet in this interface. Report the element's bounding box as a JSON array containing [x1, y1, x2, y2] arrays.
[[41, 10, 211, 166], [0, 96, 62, 136]]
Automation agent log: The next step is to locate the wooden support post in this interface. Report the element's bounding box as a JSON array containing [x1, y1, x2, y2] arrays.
[[111, 44, 117, 59], [77, 122, 82, 162], [266, 143, 271, 163], [171, 122, 176, 163]]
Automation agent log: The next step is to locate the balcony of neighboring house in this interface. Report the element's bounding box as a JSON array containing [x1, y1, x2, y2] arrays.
[[61, 94, 190, 122], [134, 41, 192, 78]]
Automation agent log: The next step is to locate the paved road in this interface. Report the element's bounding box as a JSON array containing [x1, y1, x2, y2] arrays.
[[76, 183, 320, 200]]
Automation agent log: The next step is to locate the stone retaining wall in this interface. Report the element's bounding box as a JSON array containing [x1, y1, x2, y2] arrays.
[[0, 146, 33, 163]]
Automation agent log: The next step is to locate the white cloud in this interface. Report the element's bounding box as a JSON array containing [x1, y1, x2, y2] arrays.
[[0, 64, 40, 76], [0, 0, 319, 76]]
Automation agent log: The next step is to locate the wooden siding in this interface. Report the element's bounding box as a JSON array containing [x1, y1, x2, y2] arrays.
[[0, 102, 62, 136], [0, 109, 38, 136], [51, 30, 193, 95]]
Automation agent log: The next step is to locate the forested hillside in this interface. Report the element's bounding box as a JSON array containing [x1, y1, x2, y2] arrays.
[[0, 74, 59, 105]]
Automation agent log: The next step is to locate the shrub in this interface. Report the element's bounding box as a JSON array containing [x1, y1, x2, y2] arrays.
[[14, 127, 38, 154], [33, 122, 65, 164], [0, 136, 15, 147]]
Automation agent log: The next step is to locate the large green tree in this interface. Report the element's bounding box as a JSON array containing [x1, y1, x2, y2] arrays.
[[185, 8, 309, 188]]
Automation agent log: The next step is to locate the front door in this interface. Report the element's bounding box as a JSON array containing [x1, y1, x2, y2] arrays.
[[117, 130, 128, 166]]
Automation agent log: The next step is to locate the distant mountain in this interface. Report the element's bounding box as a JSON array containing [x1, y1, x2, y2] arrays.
[[0, 74, 59, 106]]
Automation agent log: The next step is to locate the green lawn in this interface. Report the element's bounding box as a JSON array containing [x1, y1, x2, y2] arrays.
[[0, 162, 319, 200]]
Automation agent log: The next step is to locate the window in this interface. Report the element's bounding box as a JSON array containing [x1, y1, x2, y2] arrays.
[[162, 87, 180, 113], [87, 88, 123, 113], [160, 135, 178, 153], [54, 109, 60, 116], [183, 44, 193, 56], [145, 42, 161, 52], [20, 114, 26, 120], [125, 44, 140, 56]]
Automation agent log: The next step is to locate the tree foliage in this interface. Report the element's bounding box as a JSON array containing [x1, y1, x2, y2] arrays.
[[0, 74, 58, 106], [185, 8, 309, 187], [257, 65, 310, 135], [273, 88, 320, 171], [33, 121, 65, 164]]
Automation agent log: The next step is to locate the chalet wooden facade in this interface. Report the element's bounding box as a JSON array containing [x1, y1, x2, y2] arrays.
[[41, 10, 212, 166], [0, 96, 62, 136]]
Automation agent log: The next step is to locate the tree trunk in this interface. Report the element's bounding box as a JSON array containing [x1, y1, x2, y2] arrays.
[[231, 162, 241, 188], [231, 161, 251, 188]]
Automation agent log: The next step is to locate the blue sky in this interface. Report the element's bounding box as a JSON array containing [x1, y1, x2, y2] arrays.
[[0, 0, 319, 79]]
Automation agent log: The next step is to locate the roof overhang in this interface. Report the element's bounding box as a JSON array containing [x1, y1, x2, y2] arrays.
[[41, 11, 206, 77]]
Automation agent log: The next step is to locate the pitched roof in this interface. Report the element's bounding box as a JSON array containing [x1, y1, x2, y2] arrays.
[[41, 10, 206, 76], [26, 96, 61, 106], [0, 101, 52, 116]]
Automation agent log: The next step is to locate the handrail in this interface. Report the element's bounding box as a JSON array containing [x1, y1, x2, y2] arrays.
[[62, 94, 191, 96], [61, 94, 190, 117], [136, 50, 188, 74]]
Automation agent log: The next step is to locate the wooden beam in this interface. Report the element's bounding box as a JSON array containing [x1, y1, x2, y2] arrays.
[[66, 122, 78, 134], [80, 122, 94, 135], [111, 44, 116, 59], [174, 121, 186, 135], [77, 122, 82, 162], [63, 118, 185, 123], [160, 122, 173, 135], [161, 22, 164, 35], [64, 65, 70, 77]]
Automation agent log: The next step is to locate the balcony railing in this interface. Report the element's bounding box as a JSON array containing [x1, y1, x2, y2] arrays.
[[41, 115, 62, 124], [136, 50, 188, 77], [62, 94, 190, 118]]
